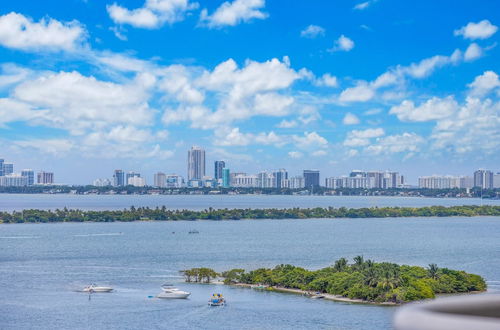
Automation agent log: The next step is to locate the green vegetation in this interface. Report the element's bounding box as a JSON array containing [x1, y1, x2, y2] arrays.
[[220, 257, 487, 303], [1, 205, 499, 223], [180, 268, 219, 283], [0, 185, 499, 199]]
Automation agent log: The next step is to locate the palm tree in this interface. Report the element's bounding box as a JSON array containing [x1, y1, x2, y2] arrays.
[[427, 263, 440, 280], [364, 268, 378, 287], [334, 257, 348, 272], [378, 270, 400, 291], [353, 255, 364, 270]]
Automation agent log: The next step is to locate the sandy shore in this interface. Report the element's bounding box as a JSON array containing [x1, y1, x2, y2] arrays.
[[232, 283, 398, 306]]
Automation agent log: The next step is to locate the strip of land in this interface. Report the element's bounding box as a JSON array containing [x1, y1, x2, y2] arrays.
[[0, 205, 498, 223]]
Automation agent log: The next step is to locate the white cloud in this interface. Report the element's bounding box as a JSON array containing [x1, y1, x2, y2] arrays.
[[107, 0, 198, 29], [314, 73, 338, 87], [276, 119, 298, 128], [213, 127, 285, 146], [14, 138, 74, 155], [292, 131, 328, 150], [300, 25, 325, 38], [389, 96, 458, 122], [311, 150, 327, 157], [288, 151, 303, 159], [468, 70, 500, 97], [0, 12, 86, 51], [454, 20, 498, 40], [365, 132, 424, 155], [339, 82, 375, 102], [354, 0, 377, 10], [200, 0, 267, 28], [403, 55, 451, 79], [342, 112, 360, 125], [464, 43, 483, 62], [0, 64, 31, 89], [0, 98, 44, 125], [363, 108, 382, 116], [343, 128, 385, 147], [330, 35, 355, 52]]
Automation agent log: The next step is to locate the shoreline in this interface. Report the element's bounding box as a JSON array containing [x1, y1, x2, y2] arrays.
[[232, 283, 399, 306]]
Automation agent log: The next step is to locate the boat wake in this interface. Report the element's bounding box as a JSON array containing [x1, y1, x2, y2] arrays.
[[72, 233, 123, 237], [0, 236, 40, 239]]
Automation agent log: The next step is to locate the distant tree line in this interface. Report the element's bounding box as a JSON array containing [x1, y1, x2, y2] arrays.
[[219, 257, 487, 303], [0, 205, 499, 223], [0, 185, 498, 199]]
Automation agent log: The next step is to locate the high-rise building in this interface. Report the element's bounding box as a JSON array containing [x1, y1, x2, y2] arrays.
[[231, 173, 258, 187], [154, 172, 166, 188], [126, 172, 140, 185], [3, 163, 13, 175], [188, 146, 205, 180], [0, 159, 4, 176], [166, 174, 184, 188], [222, 168, 230, 188], [214, 161, 225, 180], [303, 170, 320, 189], [274, 169, 288, 188], [37, 171, 54, 185], [93, 178, 111, 187], [418, 176, 462, 189], [113, 170, 125, 187], [128, 176, 146, 187], [474, 169, 494, 189], [21, 169, 35, 186], [494, 173, 500, 189], [257, 171, 275, 188], [0, 174, 28, 187]]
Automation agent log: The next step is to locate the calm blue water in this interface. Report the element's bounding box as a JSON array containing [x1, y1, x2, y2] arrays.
[[0, 194, 498, 211], [1, 216, 499, 329]]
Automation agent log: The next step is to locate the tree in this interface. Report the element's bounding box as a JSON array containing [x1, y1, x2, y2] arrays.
[[427, 264, 440, 280], [334, 258, 348, 272]]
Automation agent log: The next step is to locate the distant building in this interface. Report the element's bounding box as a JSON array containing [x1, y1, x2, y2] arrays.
[[0, 174, 28, 187], [283, 176, 305, 189], [126, 172, 140, 185], [418, 176, 462, 189], [231, 173, 258, 187], [128, 176, 146, 187], [21, 169, 35, 186], [494, 173, 500, 189], [326, 176, 374, 189], [166, 174, 184, 188], [222, 168, 230, 188], [214, 161, 225, 180], [188, 146, 205, 180], [37, 171, 54, 185], [93, 178, 111, 187], [3, 163, 13, 175], [474, 169, 494, 189], [257, 171, 275, 188], [0, 159, 3, 176], [274, 169, 288, 188], [154, 172, 166, 188], [113, 170, 125, 187], [303, 170, 320, 189]]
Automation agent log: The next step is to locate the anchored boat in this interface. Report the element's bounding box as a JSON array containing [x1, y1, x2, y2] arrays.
[[157, 284, 191, 299], [82, 284, 113, 293]]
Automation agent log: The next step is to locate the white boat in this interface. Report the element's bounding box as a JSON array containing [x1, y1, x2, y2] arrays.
[[83, 284, 113, 293], [157, 285, 191, 299], [208, 293, 226, 306]]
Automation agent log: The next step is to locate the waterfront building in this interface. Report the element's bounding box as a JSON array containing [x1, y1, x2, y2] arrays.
[[154, 172, 166, 188], [128, 176, 146, 187], [274, 169, 288, 188], [474, 169, 494, 189], [325, 176, 375, 189], [460, 176, 474, 189], [303, 170, 320, 189], [0, 174, 28, 187], [231, 173, 258, 187], [21, 169, 35, 186], [418, 176, 461, 189], [126, 172, 140, 185], [113, 170, 125, 187], [257, 171, 275, 188], [93, 178, 111, 187], [286, 176, 305, 189], [222, 168, 230, 188], [166, 174, 184, 188], [214, 161, 225, 180], [0, 158, 3, 176], [37, 171, 54, 185], [3, 163, 13, 175], [494, 173, 500, 188], [188, 146, 205, 181]]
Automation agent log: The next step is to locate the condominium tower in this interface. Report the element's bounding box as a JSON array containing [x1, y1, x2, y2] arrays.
[[188, 146, 206, 180]]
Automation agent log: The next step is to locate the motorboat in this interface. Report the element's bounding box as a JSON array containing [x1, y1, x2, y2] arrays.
[[157, 284, 190, 299], [188, 229, 199, 234], [208, 293, 226, 306], [82, 284, 113, 293]]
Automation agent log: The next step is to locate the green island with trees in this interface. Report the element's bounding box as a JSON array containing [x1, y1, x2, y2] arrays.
[[0, 205, 499, 223], [181, 257, 487, 304]]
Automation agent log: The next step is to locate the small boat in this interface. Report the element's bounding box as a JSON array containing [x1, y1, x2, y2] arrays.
[[83, 284, 113, 293], [157, 284, 190, 299], [188, 229, 199, 234], [208, 293, 226, 306], [251, 284, 267, 290]]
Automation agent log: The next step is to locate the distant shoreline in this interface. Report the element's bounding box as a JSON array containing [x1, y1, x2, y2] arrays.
[[0, 205, 498, 223]]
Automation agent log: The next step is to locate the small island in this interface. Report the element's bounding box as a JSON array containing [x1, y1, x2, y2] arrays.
[[181, 258, 486, 304], [0, 205, 499, 223]]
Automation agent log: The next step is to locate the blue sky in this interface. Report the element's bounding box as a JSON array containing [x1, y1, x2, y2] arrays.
[[0, 0, 499, 184]]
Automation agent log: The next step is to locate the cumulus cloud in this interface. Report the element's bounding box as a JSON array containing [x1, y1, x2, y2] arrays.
[[329, 35, 355, 52], [343, 128, 385, 147], [288, 151, 303, 159], [107, 0, 199, 29], [0, 12, 86, 51], [343, 112, 360, 125], [464, 43, 483, 62], [467, 70, 500, 97], [292, 131, 328, 150], [454, 19, 498, 40], [200, 0, 267, 28], [365, 132, 424, 155], [300, 24, 325, 38], [339, 82, 375, 102], [213, 127, 285, 146], [276, 119, 298, 128], [353, 0, 378, 10], [14, 138, 74, 155], [389, 96, 458, 122], [314, 73, 338, 87]]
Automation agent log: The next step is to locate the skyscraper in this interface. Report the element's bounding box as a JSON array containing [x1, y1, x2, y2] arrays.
[[474, 169, 494, 189], [3, 163, 13, 175], [274, 169, 288, 188], [0, 159, 4, 176], [126, 171, 140, 185], [214, 160, 225, 180], [188, 146, 205, 180], [21, 169, 35, 186], [154, 172, 166, 188], [222, 168, 230, 188], [113, 170, 125, 187], [303, 170, 320, 189], [37, 171, 54, 185]]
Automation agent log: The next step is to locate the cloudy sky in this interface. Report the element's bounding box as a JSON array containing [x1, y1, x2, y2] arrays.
[[0, 0, 499, 184]]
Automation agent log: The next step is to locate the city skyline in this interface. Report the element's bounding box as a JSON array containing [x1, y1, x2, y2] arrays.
[[0, 1, 498, 184]]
